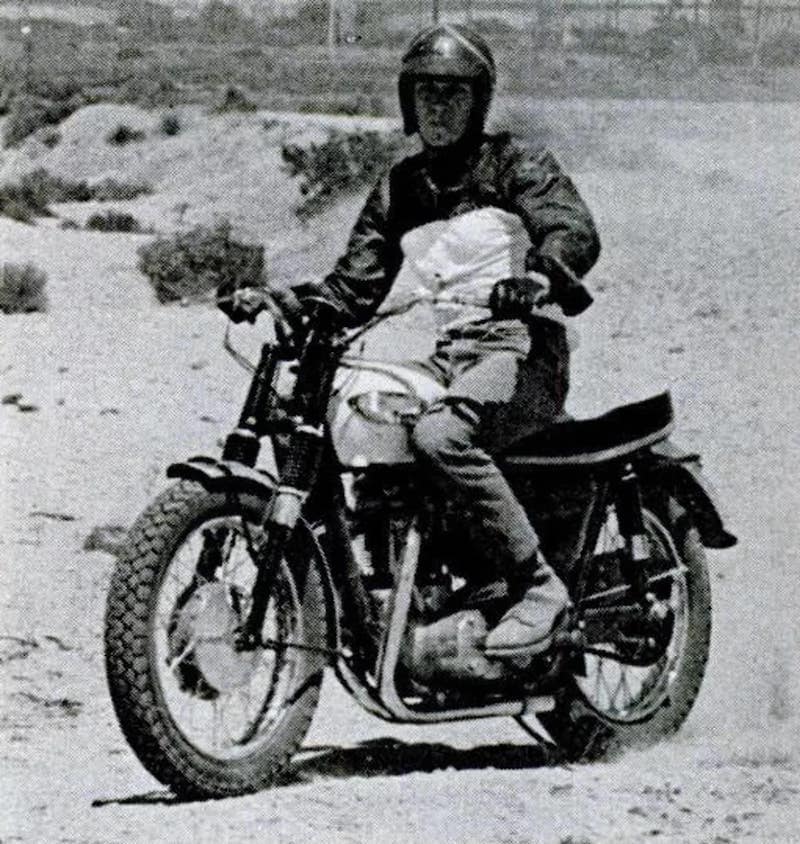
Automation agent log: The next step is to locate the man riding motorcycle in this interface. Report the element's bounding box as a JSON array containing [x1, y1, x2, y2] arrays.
[[223, 24, 601, 658]]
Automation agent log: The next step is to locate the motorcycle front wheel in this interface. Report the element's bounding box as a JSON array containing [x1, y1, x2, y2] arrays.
[[104, 481, 328, 797], [539, 496, 712, 761]]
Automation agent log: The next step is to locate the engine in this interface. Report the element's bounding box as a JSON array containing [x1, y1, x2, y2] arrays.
[[346, 468, 530, 689]]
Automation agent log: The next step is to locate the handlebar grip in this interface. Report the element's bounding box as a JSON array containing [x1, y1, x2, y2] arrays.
[[558, 283, 593, 317]]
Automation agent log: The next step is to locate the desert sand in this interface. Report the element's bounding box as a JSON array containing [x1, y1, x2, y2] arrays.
[[1, 100, 799, 842]]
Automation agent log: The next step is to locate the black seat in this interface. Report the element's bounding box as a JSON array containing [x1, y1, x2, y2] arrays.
[[503, 392, 674, 465]]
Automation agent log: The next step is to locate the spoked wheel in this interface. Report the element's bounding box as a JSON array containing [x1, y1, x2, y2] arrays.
[[105, 481, 328, 797], [540, 497, 711, 760]]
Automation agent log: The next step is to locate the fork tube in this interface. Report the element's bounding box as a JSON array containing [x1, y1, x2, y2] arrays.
[[223, 342, 280, 466]]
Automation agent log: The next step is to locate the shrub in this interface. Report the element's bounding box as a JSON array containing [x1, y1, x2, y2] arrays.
[[89, 177, 153, 201], [281, 128, 404, 218], [39, 128, 62, 148], [106, 124, 146, 145], [86, 210, 143, 233], [198, 0, 249, 41], [160, 111, 182, 136], [0, 169, 92, 220], [570, 23, 628, 55], [1, 86, 87, 148], [0, 85, 13, 116], [758, 29, 800, 66], [117, 45, 145, 61], [138, 221, 264, 304], [214, 85, 257, 112], [0, 262, 48, 314], [3, 95, 68, 148], [115, 76, 179, 109]]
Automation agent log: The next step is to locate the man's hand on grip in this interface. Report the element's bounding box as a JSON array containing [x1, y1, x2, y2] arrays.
[[488, 274, 551, 321]]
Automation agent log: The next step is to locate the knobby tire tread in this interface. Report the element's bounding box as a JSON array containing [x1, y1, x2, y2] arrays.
[[540, 497, 712, 762], [104, 481, 325, 797]]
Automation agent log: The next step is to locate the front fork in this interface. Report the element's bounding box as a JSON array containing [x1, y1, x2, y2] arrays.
[[231, 331, 338, 649]]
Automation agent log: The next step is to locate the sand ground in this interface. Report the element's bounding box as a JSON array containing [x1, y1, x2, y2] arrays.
[[1, 100, 799, 842]]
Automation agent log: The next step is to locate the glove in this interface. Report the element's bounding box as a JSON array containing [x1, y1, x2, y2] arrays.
[[217, 285, 269, 324], [528, 254, 594, 317], [488, 275, 550, 321]]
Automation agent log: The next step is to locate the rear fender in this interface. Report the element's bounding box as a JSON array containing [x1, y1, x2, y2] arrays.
[[166, 455, 342, 653], [646, 441, 737, 549]]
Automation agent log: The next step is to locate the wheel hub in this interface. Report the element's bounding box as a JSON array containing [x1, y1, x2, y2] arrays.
[[169, 582, 260, 696]]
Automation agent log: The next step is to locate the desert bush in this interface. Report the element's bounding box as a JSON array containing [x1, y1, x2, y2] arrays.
[[0, 262, 48, 314], [160, 111, 182, 136], [758, 29, 800, 66], [3, 94, 75, 148], [115, 1, 176, 40], [0, 85, 15, 116], [281, 128, 403, 218], [86, 210, 143, 233], [39, 128, 62, 148], [0, 169, 92, 220], [295, 92, 387, 117], [700, 31, 749, 63], [198, 0, 250, 41], [89, 177, 153, 201], [214, 84, 258, 112], [115, 76, 178, 109], [570, 23, 628, 55], [117, 45, 145, 61], [138, 221, 264, 304], [106, 124, 146, 145]]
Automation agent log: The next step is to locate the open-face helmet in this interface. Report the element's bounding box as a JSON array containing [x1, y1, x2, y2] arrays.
[[398, 24, 496, 137]]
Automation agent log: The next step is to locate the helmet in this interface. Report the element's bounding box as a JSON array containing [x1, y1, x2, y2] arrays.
[[398, 24, 496, 137]]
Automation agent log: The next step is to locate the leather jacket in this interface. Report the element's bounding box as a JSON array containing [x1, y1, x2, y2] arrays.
[[319, 132, 601, 325]]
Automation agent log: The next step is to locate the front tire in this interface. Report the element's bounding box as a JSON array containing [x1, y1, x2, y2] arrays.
[[104, 481, 328, 797], [540, 497, 712, 760]]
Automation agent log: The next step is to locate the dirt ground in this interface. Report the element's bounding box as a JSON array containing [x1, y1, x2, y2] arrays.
[[1, 99, 799, 842]]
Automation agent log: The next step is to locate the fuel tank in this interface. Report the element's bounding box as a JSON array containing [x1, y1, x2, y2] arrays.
[[328, 359, 445, 467]]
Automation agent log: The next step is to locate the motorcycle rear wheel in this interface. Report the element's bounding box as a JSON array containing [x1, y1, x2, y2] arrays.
[[539, 496, 712, 761], [104, 481, 328, 797]]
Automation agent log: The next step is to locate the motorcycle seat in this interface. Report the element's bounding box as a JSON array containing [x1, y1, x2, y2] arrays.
[[503, 392, 674, 466]]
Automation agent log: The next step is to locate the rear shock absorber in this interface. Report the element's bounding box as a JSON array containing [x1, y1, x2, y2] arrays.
[[616, 464, 650, 603]]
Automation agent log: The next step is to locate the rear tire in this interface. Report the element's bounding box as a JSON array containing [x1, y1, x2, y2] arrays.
[[104, 481, 328, 797], [540, 497, 712, 761]]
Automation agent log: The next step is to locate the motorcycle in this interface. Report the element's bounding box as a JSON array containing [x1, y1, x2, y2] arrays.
[[104, 287, 737, 798]]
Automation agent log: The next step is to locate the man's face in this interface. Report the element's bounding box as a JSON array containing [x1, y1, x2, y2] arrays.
[[413, 77, 475, 149]]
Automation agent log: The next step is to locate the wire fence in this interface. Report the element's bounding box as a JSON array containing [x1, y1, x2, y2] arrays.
[[336, 0, 800, 40]]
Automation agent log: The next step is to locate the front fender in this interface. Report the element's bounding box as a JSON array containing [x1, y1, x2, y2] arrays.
[[167, 455, 278, 500], [647, 441, 737, 549]]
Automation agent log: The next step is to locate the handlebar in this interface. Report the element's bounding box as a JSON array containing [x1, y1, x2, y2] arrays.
[[221, 278, 591, 372]]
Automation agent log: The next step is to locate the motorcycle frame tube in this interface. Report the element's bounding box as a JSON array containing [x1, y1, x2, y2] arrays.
[[312, 471, 557, 722]]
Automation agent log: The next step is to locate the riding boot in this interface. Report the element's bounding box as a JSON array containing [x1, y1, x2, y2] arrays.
[[483, 551, 570, 659]]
